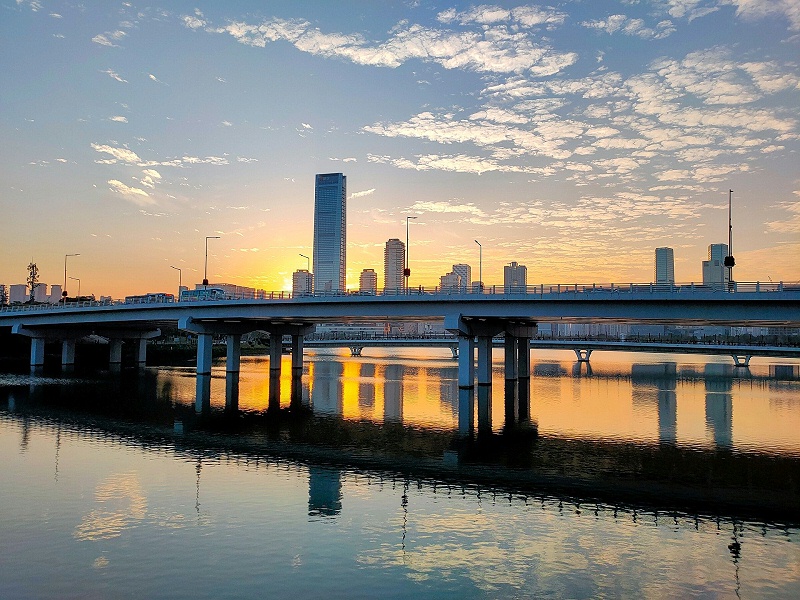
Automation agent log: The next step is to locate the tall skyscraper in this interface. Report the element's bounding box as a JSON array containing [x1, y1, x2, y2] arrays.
[[504, 261, 527, 293], [654, 247, 675, 284], [384, 238, 405, 293], [313, 173, 346, 293], [702, 243, 729, 285], [359, 269, 377, 294]]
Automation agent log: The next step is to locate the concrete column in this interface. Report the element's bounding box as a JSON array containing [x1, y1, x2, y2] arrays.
[[476, 335, 493, 434], [269, 332, 283, 409], [457, 335, 475, 436], [196, 374, 212, 415], [291, 334, 304, 407], [503, 335, 518, 426], [517, 337, 530, 421], [61, 339, 76, 372], [30, 337, 46, 374], [133, 338, 148, 369], [197, 333, 213, 376], [109, 339, 123, 372], [225, 334, 241, 413]]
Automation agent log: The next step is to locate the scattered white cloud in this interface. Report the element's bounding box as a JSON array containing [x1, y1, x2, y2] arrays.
[[222, 120, 232, 127], [148, 73, 165, 84], [581, 15, 676, 39], [100, 69, 128, 83], [237, 157, 259, 163], [92, 30, 126, 47], [109, 116, 128, 123], [107, 180, 154, 205], [350, 188, 376, 199], [91, 143, 141, 164]]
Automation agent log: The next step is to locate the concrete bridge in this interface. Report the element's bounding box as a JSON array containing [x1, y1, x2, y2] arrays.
[[2, 282, 799, 436]]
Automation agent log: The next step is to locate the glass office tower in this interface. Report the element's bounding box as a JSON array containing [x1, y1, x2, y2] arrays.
[[313, 173, 347, 293]]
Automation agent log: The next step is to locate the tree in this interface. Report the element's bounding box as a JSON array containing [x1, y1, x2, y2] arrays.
[[27, 262, 40, 303]]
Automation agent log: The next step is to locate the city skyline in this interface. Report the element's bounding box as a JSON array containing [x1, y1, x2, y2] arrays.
[[1, 1, 799, 299]]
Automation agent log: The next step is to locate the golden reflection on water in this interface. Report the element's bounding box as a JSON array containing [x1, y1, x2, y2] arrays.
[[73, 472, 147, 541], [156, 349, 800, 454]]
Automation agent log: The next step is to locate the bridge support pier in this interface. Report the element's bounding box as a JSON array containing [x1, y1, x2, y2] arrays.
[[517, 337, 530, 422], [504, 336, 518, 427], [291, 334, 305, 406], [226, 334, 241, 412], [575, 348, 593, 363], [109, 339, 123, 372], [457, 335, 475, 436], [269, 333, 282, 410], [133, 338, 148, 369], [476, 335, 493, 434], [731, 354, 751, 368], [30, 337, 45, 375], [61, 339, 76, 373]]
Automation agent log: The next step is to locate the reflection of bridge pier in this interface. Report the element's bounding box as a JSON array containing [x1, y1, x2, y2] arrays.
[[384, 364, 404, 422], [179, 317, 314, 413], [308, 466, 342, 517], [446, 315, 536, 436]]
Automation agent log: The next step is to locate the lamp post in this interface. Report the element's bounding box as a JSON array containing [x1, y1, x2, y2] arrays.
[[299, 253, 310, 271], [63, 253, 80, 300], [724, 189, 735, 291], [474, 240, 482, 293], [69, 276, 80, 298], [203, 236, 220, 289], [405, 216, 417, 293], [170, 265, 182, 300]]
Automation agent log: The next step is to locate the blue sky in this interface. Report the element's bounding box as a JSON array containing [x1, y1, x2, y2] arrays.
[[1, 0, 799, 297]]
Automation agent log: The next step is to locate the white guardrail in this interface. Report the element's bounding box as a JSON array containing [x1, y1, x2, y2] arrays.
[[0, 281, 797, 313]]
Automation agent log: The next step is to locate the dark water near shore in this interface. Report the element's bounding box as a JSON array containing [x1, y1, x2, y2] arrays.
[[1, 349, 799, 598]]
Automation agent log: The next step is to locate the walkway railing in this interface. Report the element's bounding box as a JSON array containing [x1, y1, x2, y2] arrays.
[[1, 280, 797, 313]]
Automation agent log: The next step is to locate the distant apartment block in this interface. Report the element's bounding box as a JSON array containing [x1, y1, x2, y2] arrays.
[[702, 243, 729, 285], [654, 247, 675, 284], [9, 284, 27, 304], [292, 270, 314, 296], [452, 264, 472, 290], [504, 261, 527, 293], [48, 284, 63, 304], [0, 284, 7, 305], [359, 269, 377, 294], [384, 238, 405, 292]]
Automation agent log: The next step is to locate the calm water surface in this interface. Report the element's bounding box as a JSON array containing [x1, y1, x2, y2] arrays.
[[1, 348, 798, 598]]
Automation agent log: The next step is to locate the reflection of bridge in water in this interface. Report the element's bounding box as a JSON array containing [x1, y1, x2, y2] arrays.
[[305, 335, 800, 367], [2, 374, 798, 525]]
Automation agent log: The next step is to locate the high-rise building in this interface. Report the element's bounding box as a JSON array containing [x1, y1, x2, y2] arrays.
[[48, 284, 63, 304], [384, 238, 405, 293], [654, 248, 675, 284], [293, 270, 313, 296], [702, 243, 729, 285], [439, 271, 461, 292], [313, 173, 347, 293], [452, 264, 471, 292], [359, 269, 377, 294], [504, 261, 527, 293], [33, 283, 49, 303], [0, 284, 7, 305]]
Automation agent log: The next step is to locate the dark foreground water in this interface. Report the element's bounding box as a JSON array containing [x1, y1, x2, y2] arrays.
[[1, 349, 798, 598]]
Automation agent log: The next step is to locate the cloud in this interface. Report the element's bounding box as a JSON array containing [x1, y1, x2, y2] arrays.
[[436, 5, 568, 28], [91, 143, 141, 164], [202, 16, 577, 76], [581, 15, 676, 39], [350, 188, 376, 199], [101, 69, 127, 83], [107, 180, 154, 205], [148, 73, 166, 84], [92, 30, 126, 47], [237, 157, 259, 163], [109, 116, 128, 123]]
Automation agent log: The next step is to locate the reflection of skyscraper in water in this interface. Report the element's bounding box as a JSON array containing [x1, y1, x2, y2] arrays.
[[359, 363, 376, 410], [383, 364, 404, 422], [704, 363, 734, 449], [631, 363, 678, 445], [308, 466, 342, 517], [311, 361, 344, 415]]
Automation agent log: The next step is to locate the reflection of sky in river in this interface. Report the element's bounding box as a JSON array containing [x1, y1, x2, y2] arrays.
[[1, 418, 797, 599], [149, 349, 800, 455]]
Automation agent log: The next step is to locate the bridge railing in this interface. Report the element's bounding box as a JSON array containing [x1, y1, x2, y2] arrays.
[[0, 281, 797, 313]]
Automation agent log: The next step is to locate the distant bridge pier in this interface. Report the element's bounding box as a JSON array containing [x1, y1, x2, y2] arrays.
[[30, 336, 45, 375], [268, 332, 282, 409], [108, 339, 123, 372], [291, 334, 305, 406], [574, 349, 593, 363], [226, 334, 241, 411], [456, 334, 475, 436], [504, 335, 518, 426], [61, 339, 76, 373], [731, 354, 752, 368], [517, 336, 531, 422]]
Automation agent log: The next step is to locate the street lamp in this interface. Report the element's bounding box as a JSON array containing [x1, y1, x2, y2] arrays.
[[724, 189, 735, 291], [203, 236, 220, 288], [69, 276, 80, 298], [170, 265, 182, 300], [299, 253, 310, 271], [474, 240, 482, 293], [405, 216, 417, 293], [63, 253, 80, 300]]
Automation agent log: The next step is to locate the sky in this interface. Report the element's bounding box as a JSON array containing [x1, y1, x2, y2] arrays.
[[1, 0, 799, 298]]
